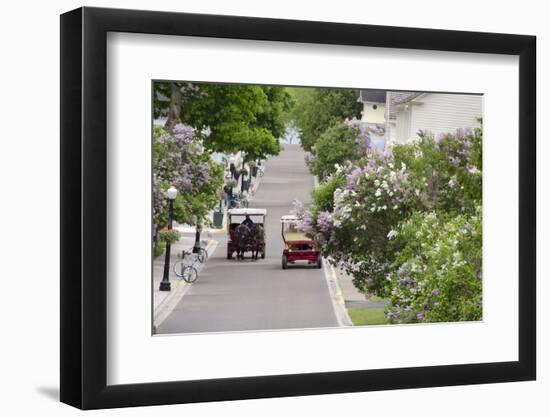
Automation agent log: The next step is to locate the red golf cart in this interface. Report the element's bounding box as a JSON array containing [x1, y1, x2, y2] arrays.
[[280, 215, 322, 269]]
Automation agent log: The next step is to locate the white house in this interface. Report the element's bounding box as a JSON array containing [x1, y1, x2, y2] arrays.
[[385, 92, 483, 145], [357, 89, 483, 148]]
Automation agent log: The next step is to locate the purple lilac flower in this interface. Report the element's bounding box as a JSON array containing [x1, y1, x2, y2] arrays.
[[448, 156, 459, 165], [316, 211, 333, 232], [171, 123, 195, 144], [297, 211, 315, 235], [290, 199, 303, 216], [455, 127, 472, 141]]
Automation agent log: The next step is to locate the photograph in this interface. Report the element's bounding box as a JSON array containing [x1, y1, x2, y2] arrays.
[[0, 0, 543, 412], [152, 81, 483, 335]]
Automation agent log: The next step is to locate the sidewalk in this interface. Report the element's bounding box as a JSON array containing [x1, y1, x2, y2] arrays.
[[336, 269, 387, 306], [152, 164, 266, 331], [152, 235, 219, 329], [335, 264, 388, 326]]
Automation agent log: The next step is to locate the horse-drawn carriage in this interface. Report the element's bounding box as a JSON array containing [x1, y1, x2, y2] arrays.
[[226, 208, 266, 260], [281, 215, 322, 269]]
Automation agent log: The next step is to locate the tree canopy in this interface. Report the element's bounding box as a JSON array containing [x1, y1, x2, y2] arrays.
[[289, 87, 362, 151], [312, 122, 358, 181], [154, 82, 292, 160]]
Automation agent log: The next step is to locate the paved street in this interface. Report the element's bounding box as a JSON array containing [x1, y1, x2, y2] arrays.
[[157, 144, 339, 334]]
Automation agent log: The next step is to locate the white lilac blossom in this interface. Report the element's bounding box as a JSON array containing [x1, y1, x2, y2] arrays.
[[467, 165, 480, 174], [297, 126, 482, 320]]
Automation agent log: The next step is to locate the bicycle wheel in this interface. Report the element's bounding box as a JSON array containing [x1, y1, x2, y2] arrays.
[[182, 265, 198, 283], [197, 247, 208, 263], [173, 260, 186, 277]]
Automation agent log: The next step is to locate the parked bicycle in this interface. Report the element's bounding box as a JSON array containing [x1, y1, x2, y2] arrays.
[[230, 191, 249, 208], [196, 239, 209, 262], [173, 249, 201, 283], [179, 239, 208, 264]]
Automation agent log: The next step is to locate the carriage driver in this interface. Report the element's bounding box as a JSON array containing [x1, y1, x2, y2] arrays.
[[241, 214, 254, 228]]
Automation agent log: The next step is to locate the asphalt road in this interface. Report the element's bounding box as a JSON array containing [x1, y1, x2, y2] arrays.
[[157, 144, 339, 334]]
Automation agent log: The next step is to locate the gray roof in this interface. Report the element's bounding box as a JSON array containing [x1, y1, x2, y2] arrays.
[[359, 89, 387, 103], [386, 91, 424, 119]]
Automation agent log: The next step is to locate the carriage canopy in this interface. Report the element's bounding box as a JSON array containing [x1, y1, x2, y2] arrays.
[[226, 208, 267, 260], [227, 208, 267, 226]]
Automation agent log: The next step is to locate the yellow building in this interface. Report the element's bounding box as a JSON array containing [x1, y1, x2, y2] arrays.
[[358, 89, 387, 125]]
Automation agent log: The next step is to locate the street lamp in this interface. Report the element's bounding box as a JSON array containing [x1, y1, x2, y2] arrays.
[[159, 186, 178, 291]]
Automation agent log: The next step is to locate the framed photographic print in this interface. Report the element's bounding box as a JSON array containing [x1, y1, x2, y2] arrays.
[[60, 6, 536, 410]]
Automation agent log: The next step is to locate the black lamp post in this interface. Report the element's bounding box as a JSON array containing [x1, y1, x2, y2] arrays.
[[159, 186, 178, 291], [241, 158, 246, 193], [193, 224, 202, 254]]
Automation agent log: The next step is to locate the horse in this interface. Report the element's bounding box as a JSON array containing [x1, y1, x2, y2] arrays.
[[234, 224, 250, 260], [248, 224, 265, 260]]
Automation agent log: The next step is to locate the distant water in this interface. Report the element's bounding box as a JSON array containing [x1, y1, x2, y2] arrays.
[[279, 125, 300, 145]]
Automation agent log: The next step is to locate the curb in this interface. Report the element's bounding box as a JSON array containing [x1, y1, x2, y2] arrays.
[[321, 258, 353, 327], [153, 239, 219, 329], [314, 173, 353, 327]]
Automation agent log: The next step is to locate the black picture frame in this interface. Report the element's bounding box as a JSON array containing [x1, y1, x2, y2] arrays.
[[60, 6, 536, 410]]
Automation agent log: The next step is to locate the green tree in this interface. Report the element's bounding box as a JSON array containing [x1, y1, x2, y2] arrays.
[[255, 86, 294, 139], [312, 122, 358, 180], [290, 87, 362, 151], [156, 82, 286, 160], [153, 82, 202, 130]]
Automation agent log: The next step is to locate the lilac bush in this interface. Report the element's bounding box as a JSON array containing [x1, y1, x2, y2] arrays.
[[294, 128, 483, 318], [153, 123, 224, 233]]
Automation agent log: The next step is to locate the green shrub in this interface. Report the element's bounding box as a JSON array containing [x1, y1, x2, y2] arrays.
[[311, 174, 345, 213], [312, 122, 358, 181], [386, 207, 482, 323]]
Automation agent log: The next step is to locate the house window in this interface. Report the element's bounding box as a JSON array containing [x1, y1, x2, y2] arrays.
[[372, 104, 378, 110]]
